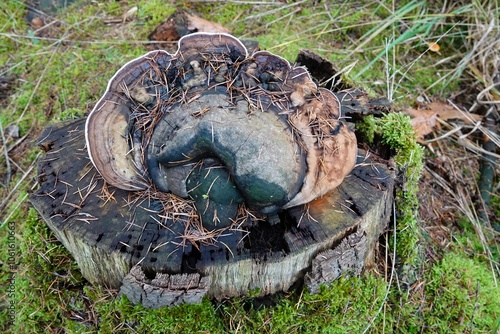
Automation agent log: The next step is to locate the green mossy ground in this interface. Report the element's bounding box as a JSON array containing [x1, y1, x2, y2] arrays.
[[1, 0, 498, 332]]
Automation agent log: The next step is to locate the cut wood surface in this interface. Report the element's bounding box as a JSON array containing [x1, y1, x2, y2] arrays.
[[31, 114, 395, 307]]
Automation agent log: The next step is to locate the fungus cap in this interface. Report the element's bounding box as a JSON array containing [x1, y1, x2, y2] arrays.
[[85, 32, 357, 213]]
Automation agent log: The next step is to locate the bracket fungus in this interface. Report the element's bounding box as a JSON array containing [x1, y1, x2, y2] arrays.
[[85, 33, 357, 230]]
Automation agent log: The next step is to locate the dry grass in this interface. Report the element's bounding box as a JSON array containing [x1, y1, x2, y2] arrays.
[[421, 136, 500, 267], [415, 0, 499, 276]]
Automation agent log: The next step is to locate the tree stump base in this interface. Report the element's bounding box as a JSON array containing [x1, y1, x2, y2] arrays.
[[30, 115, 394, 308], [120, 269, 212, 308]]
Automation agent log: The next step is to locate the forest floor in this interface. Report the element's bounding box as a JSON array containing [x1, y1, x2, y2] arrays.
[[1, 0, 499, 333]]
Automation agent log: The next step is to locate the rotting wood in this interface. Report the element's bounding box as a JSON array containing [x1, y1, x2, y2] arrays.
[[120, 266, 211, 308], [295, 49, 392, 121], [305, 230, 367, 294], [147, 10, 259, 54]]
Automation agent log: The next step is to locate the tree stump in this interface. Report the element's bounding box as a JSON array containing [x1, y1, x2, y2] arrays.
[[31, 116, 394, 308], [30, 39, 395, 307]]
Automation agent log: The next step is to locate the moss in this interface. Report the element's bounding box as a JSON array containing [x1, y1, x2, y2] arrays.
[[4, 210, 499, 333], [382, 114, 422, 236], [8, 209, 85, 332], [138, 0, 177, 30], [380, 113, 424, 270], [85, 289, 225, 333], [218, 262, 497, 333], [354, 112, 496, 331], [420, 252, 500, 332], [219, 275, 389, 332], [356, 114, 377, 145], [383, 251, 500, 333], [356, 113, 425, 269]]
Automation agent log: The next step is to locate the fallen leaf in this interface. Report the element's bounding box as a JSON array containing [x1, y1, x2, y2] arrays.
[[429, 101, 482, 124], [404, 101, 482, 139], [405, 107, 439, 139], [185, 13, 231, 34]]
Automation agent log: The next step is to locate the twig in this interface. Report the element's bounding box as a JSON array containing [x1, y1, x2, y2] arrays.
[[0, 120, 11, 188], [0, 152, 41, 227], [478, 108, 498, 227]]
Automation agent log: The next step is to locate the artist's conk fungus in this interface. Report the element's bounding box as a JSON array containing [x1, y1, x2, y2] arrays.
[[85, 33, 357, 229]]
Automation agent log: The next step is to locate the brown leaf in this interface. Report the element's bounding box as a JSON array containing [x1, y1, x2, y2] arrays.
[[406, 107, 438, 139], [404, 101, 482, 139], [427, 101, 481, 123], [185, 13, 230, 34], [411, 109, 437, 138]]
